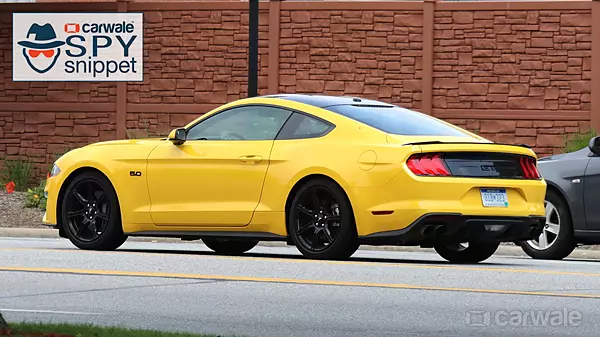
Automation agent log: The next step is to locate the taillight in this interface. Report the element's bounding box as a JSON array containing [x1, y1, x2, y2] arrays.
[[407, 153, 451, 176], [519, 156, 541, 179]]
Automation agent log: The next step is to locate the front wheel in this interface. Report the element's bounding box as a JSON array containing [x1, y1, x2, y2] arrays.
[[434, 241, 499, 263], [202, 239, 259, 255], [60, 170, 127, 251]]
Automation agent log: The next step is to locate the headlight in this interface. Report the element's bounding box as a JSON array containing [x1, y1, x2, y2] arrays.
[[50, 164, 61, 177]]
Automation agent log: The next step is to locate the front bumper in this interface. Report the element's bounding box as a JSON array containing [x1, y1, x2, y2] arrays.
[[42, 211, 56, 226], [358, 213, 545, 246]]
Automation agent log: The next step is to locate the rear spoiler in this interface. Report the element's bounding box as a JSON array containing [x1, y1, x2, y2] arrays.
[[402, 141, 532, 149]]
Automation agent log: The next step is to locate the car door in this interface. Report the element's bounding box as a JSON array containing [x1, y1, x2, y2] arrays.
[[146, 104, 293, 227], [583, 153, 600, 230]]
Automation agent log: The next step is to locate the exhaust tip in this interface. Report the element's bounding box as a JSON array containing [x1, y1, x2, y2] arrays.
[[434, 225, 447, 236], [422, 225, 434, 237]]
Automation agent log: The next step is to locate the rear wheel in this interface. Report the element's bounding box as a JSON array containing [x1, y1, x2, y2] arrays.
[[202, 239, 259, 255], [60, 171, 127, 251], [287, 178, 359, 260], [434, 241, 499, 263], [518, 190, 577, 260]]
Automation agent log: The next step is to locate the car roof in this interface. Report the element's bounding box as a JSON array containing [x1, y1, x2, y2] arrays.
[[262, 94, 395, 109]]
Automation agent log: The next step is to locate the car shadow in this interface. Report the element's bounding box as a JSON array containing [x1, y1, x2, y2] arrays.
[[500, 254, 600, 263], [114, 248, 518, 267], [559, 258, 600, 263]]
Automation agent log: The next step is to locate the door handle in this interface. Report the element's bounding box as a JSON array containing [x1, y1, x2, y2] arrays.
[[239, 155, 263, 164]]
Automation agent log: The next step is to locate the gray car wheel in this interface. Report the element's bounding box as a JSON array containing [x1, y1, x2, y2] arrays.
[[518, 190, 577, 260], [528, 200, 560, 250]]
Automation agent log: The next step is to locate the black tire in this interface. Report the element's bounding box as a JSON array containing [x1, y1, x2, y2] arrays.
[[518, 190, 577, 260], [434, 241, 500, 264], [60, 170, 127, 251], [202, 239, 258, 255], [287, 177, 359, 260]]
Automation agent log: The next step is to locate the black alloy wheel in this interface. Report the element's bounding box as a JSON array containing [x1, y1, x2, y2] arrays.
[[288, 178, 358, 260], [60, 171, 127, 250]]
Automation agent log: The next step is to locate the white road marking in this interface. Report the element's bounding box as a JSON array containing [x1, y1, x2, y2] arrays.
[[0, 308, 104, 315]]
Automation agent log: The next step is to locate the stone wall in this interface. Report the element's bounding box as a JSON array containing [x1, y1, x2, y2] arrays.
[[0, 1, 596, 181], [447, 119, 590, 153], [278, 10, 423, 109], [128, 10, 270, 104], [431, 9, 592, 149], [0, 111, 117, 167], [433, 10, 591, 111]]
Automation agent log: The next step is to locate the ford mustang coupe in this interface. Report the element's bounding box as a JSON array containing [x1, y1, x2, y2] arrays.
[[43, 94, 546, 263]]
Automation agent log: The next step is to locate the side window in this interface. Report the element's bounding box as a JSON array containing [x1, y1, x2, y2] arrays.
[[277, 113, 334, 140], [186, 105, 292, 141]]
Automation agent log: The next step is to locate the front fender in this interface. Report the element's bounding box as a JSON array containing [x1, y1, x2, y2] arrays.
[[47, 142, 160, 230], [44, 159, 115, 228]]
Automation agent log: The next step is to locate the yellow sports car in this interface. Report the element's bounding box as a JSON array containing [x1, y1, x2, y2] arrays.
[[43, 94, 546, 263]]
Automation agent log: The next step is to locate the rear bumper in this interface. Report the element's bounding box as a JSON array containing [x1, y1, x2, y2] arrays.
[[358, 213, 545, 246]]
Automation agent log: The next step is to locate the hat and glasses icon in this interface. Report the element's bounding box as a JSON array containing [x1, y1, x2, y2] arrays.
[[17, 23, 65, 74]]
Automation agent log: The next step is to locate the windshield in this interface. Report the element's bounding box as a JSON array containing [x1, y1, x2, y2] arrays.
[[324, 104, 474, 137]]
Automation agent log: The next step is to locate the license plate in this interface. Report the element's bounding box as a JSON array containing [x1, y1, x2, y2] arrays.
[[480, 188, 508, 207]]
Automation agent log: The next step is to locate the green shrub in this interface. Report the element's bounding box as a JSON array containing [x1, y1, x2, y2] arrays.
[[24, 180, 47, 211], [0, 156, 34, 191], [564, 129, 597, 153]]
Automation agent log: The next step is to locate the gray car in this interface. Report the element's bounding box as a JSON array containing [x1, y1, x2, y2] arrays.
[[517, 136, 600, 259]]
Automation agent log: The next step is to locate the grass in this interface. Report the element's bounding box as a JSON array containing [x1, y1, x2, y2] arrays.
[[3, 322, 225, 337], [564, 129, 597, 153], [0, 156, 34, 191]]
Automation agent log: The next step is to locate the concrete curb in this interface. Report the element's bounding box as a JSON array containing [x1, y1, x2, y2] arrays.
[[2, 227, 600, 260]]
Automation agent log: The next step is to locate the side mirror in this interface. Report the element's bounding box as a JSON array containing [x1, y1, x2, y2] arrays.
[[168, 128, 187, 145], [589, 136, 600, 156]]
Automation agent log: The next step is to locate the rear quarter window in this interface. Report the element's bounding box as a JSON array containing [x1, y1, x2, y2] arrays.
[[324, 104, 473, 137]]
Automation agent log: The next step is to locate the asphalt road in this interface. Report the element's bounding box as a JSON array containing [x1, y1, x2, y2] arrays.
[[1, 237, 600, 337]]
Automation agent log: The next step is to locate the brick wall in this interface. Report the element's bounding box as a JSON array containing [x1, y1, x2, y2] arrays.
[[447, 119, 590, 153], [128, 10, 270, 105], [433, 10, 591, 111], [0, 1, 597, 183], [126, 113, 196, 138], [279, 10, 423, 109], [0, 110, 117, 176], [432, 9, 592, 152]]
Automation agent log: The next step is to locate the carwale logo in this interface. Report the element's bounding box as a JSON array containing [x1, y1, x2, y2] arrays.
[[13, 12, 143, 82], [465, 308, 583, 328]]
